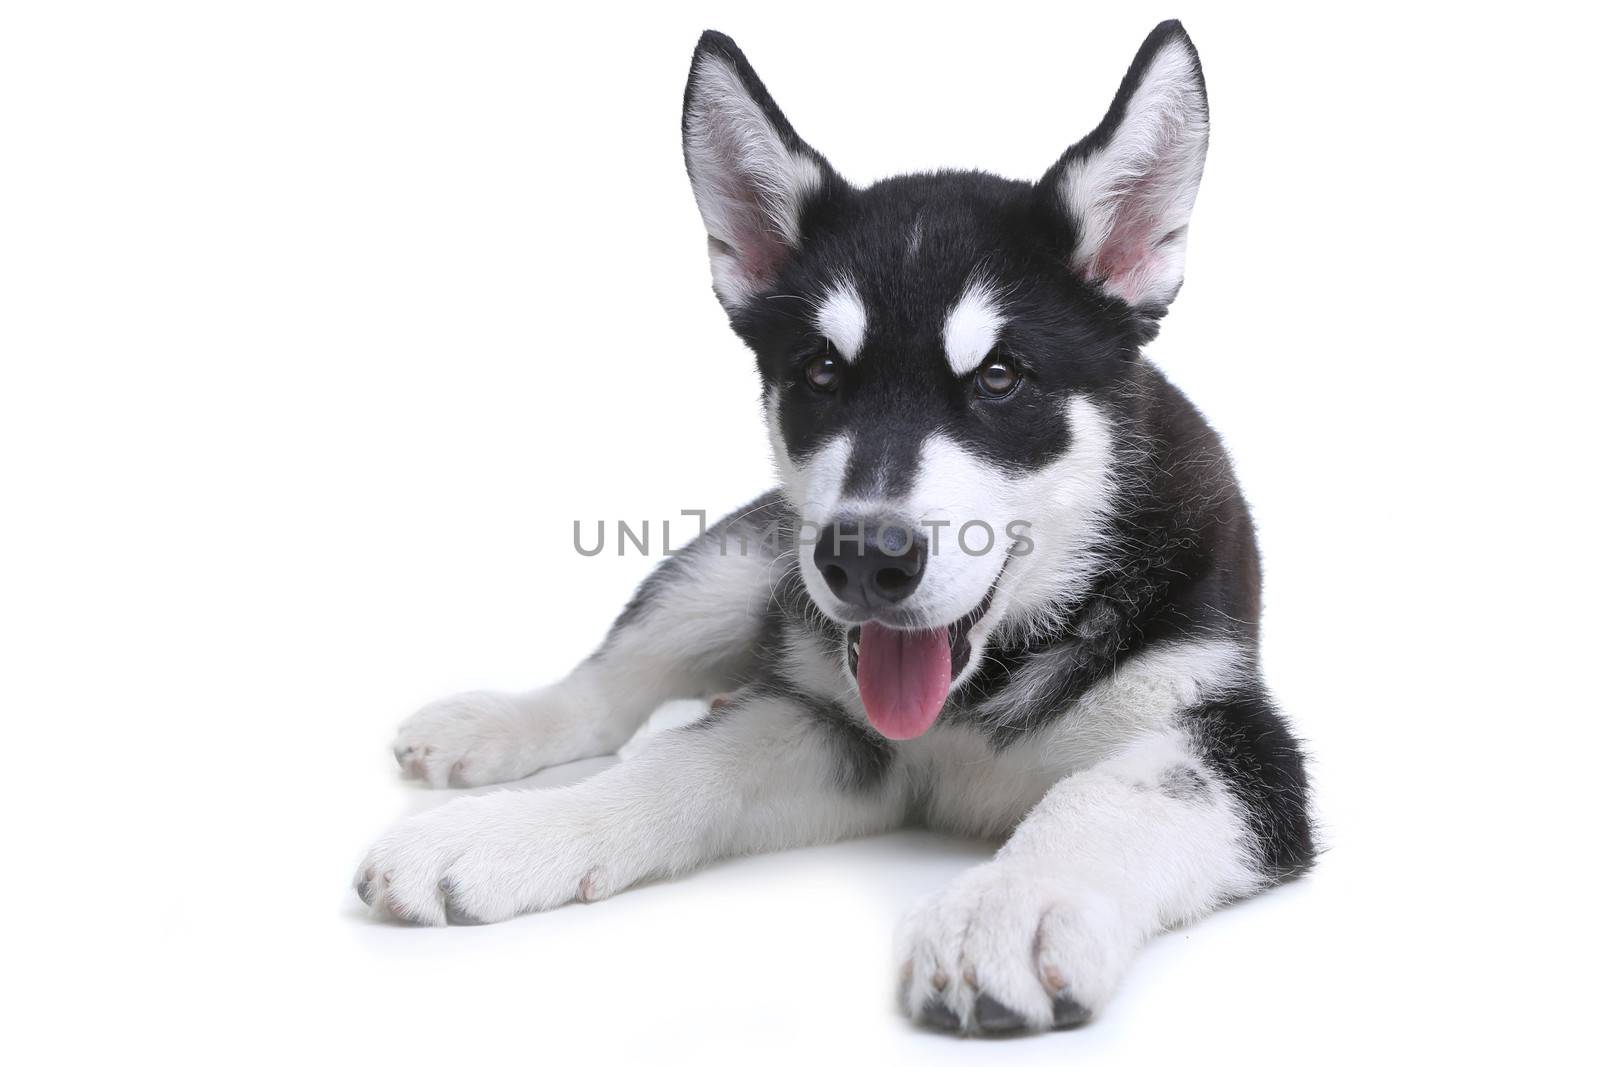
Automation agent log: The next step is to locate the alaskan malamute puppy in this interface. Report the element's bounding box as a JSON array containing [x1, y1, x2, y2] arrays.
[[355, 20, 1314, 1035]]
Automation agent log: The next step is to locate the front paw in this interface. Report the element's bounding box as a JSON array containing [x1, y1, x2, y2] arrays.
[[353, 791, 613, 924], [896, 865, 1133, 1035], [392, 690, 549, 788]]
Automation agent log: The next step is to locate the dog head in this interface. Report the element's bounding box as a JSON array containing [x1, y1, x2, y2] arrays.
[[681, 23, 1209, 738]]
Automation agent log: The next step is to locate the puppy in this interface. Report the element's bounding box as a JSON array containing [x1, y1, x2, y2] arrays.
[[355, 21, 1313, 1035]]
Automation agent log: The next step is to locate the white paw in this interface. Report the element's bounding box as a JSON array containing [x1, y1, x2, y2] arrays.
[[353, 790, 616, 924], [895, 863, 1135, 1034], [393, 690, 554, 788]]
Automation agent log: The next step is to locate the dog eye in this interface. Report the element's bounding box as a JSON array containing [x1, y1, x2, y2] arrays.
[[974, 357, 1020, 398], [804, 352, 842, 392]]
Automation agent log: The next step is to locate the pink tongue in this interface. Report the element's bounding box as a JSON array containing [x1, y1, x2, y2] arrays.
[[856, 622, 952, 740]]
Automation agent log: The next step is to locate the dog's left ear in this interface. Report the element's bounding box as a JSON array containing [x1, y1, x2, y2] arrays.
[[1042, 21, 1209, 324], [682, 31, 843, 310]]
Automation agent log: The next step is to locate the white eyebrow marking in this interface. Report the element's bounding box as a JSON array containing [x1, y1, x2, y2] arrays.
[[814, 278, 869, 362], [942, 277, 1006, 375]]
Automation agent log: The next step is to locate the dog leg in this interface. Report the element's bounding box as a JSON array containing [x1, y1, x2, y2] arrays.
[[898, 691, 1309, 1034], [357, 689, 906, 923], [393, 494, 789, 787]]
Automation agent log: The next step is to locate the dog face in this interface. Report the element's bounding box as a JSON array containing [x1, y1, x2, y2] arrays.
[[682, 24, 1209, 739]]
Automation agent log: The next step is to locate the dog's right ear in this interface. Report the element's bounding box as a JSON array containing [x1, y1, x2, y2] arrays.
[[682, 31, 842, 310]]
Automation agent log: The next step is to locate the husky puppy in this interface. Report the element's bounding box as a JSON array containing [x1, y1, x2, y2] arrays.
[[354, 21, 1313, 1034]]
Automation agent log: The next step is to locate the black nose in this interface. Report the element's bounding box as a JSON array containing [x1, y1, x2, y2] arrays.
[[813, 521, 927, 610]]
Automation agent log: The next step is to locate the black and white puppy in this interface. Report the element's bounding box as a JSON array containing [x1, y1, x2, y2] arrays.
[[355, 21, 1314, 1035]]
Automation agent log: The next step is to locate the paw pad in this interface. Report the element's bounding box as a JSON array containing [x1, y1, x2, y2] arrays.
[[1051, 993, 1091, 1029], [920, 998, 960, 1031], [974, 994, 1027, 1034]]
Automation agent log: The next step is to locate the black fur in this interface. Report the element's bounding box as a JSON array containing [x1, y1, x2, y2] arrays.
[[1157, 764, 1209, 801], [789, 688, 895, 793], [1190, 687, 1317, 879], [950, 370, 1266, 746]]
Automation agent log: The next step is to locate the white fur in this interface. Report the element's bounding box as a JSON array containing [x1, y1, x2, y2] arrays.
[[806, 396, 1118, 681], [684, 54, 824, 308], [771, 430, 863, 615], [1034, 637, 1246, 765], [815, 277, 868, 361], [394, 523, 776, 787], [392, 688, 607, 789], [772, 430, 853, 527], [876, 431, 1016, 633], [777, 625, 861, 709], [941, 277, 1007, 375], [360, 692, 907, 924], [990, 394, 1122, 645], [897, 730, 1259, 1029], [366, 631, 1254, 1035], [903, 637, 1247, 836], [1057, 37, 1207, 308], [894, 642, 1257, 1030]]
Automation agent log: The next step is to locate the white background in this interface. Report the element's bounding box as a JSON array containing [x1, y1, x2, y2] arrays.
[[3, 2, 1596, 1063]]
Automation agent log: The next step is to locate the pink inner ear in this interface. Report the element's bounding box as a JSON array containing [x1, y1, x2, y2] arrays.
[[731, 214, 783, 287], [714, 167, 788, 291], [701, 113, 791, 292], [1084, 173, 1163, 302]]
